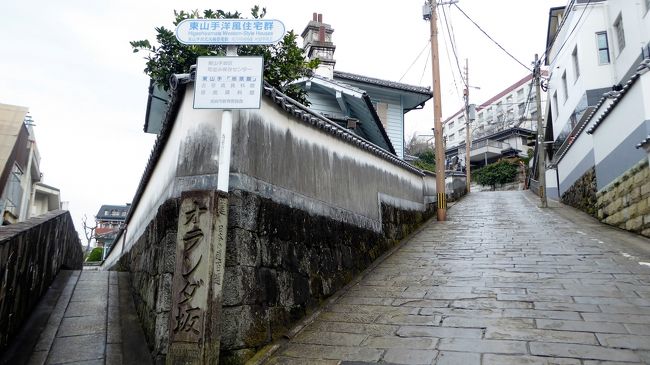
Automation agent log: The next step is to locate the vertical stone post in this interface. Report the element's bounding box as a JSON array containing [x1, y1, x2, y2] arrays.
[[167, 190, 228, 365]]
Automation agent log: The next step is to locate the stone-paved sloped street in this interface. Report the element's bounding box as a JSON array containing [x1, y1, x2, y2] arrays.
[[265, 191, 650, 365]]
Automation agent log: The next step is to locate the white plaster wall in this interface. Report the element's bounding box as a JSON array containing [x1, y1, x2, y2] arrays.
[[104, 89, 223, 269], [557, 124, 594, 195], [549, 3, 614, 139], [592, 78, 647, 164], [103, 85, 441, 269], [606, 1, 650, 80]]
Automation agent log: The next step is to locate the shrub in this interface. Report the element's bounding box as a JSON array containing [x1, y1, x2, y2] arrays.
[[86, 247, 104, 262], [473, 160, 519, 188]]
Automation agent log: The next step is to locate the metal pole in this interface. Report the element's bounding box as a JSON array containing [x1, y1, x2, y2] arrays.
[[534, 54, 547, 207], [217, 45, 238, 193], [428, 0, 447, 221], [464, 58, 471, 193]]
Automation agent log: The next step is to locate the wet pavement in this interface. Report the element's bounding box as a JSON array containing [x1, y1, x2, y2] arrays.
[[265, 191, 650, 364]]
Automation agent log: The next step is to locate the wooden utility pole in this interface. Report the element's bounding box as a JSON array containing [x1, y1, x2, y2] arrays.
[[464, 59, 471, 193], [425, 0, 451, 221], [534, 54, 547, 208]]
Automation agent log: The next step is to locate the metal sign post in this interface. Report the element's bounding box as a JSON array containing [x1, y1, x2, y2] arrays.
[[167, 21, 285, 365]]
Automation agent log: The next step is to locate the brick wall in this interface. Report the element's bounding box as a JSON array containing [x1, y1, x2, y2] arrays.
[[597, 159, 650, 237]]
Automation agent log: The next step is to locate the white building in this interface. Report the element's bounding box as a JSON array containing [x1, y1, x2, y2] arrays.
[[441, 74, 542, 168], [0, 103, 61, 224], [544, 0, 650, 200]]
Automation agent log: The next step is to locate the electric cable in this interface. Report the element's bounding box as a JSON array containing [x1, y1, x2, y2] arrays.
[[541, 0, 592, 64], [398, 40, 431, 82], [441, 4, 468, 88], [453, 3, 532, 72]]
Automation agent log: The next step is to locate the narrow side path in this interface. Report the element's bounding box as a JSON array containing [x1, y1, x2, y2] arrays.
[[265, 191, 650, 365], [1, 270, 151, 365]]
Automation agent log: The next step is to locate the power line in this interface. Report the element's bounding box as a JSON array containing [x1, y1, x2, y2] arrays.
[[419, 48, 431, 85], [441, 4, 468, 88], [439, 4, 462, 101], [398, 40, 431, 82], [452, 3, 532, 72]]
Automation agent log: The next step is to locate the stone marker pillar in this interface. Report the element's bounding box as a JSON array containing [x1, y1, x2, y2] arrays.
[[167, 190, 229, 365]]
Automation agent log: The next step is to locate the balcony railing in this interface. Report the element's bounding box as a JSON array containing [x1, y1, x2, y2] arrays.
[[471, 139, 506, 151]]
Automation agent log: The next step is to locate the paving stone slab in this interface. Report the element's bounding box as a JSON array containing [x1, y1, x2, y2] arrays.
[[536, 319, 628, 334], [46, 333, 105, 364], [308, 321, 399, 336], [595, 333, 650, 350], [482, 354, 581, 365], [434, 351, 481, 365], [529, 342, 641, 362], [293, 331, 367, 346], [280, 344, 384, 362], [485, 327, 598, 344], [382, 348, 438, 364], [396, 325, 482, 339], [360, 336, 437, 350], [437, 338, 528, 354]]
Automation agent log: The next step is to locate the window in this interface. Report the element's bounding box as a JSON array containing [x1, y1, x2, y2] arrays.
[[478, 112, 483, 121], [517, 89, 524, 101], [561, 71, 568, 102], [448, 121, 455, 129], [646, 0, 650, 14], [596, 32, 610, 64], [572, 46, 580, 80], [104, 210, 109, 215], [448, 133, 455, 141], [458, 127, 465, 136], [613, 14, 625, 53], [518, 102, 526, 115], [111, 210, 120, 216], [553, 91, 559, 117]]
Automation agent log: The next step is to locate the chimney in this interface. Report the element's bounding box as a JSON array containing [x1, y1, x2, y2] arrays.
[[301, 12, 336, 79]]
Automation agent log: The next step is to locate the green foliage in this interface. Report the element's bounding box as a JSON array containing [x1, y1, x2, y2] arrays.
[[473, 160, 519, 188], [86, 247, 104, 262], [412, 150, 436, 173], [130, 6, 319, 105]]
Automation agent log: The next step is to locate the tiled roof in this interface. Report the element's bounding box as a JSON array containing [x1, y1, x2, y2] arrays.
[[263, 84, 417, 172], [587, 58, 649, 135], [333, 71, 431, 95], [636, 135, 650, 149], [554, 58, 649, 165]]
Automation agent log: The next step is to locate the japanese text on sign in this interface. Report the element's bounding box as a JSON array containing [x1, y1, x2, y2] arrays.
[[194, 56, 263, 109], [176, 19, 286, 45]]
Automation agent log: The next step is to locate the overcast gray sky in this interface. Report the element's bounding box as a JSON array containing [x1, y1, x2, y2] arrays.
[[0, 0, 566, 237]]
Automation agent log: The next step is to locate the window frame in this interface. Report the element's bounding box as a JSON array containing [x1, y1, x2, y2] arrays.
[[596, 31, 611, 64], [613, 13, 625, 54], [572, 46, 580, 81], [561, 71, 568, 103]]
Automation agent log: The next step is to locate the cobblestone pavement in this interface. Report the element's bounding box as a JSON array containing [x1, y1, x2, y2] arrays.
[[10, 270, 151, 365], [266, 191, 650, 365]]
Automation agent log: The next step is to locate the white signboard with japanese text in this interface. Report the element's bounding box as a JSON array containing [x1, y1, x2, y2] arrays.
[[193, 56, 263, 109], [176, 19, 285, 45]]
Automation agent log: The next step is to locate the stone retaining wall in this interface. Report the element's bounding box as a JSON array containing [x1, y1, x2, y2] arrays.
[[0, 210, 82, 352], [596, 159, 650, 237], [562, 167, 598, 217], [114, 189, 434, 364]]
